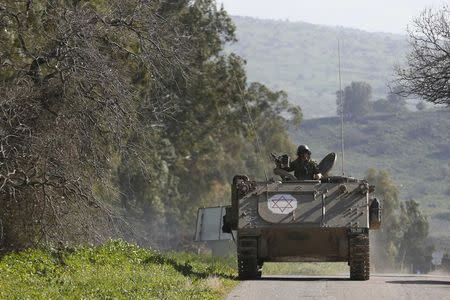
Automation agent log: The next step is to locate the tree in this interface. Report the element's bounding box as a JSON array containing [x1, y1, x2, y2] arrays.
[[366, 169, 401, 270], [366, 169, 432, 273], [394, 6, 450, 106], [372, 87, 407, 114], [387, 87, 407, 111], [0, 0, 303, 250], [398, 200, 432, 273], [373, 98, 395, 113], [0, 0, 192, 249], [336, 81, 372, 121]]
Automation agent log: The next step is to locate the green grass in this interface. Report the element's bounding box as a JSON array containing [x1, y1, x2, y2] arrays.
[[0, 240, 238, 300], [264, 262, 348, 276]]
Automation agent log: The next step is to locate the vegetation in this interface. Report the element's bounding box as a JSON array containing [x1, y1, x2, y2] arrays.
[[264, 262, 347, 276], [0, 240, 237, 299], [336, 81, 407, 118], [227, 16, 408, 118], [0, 0, 198, 249], [0, 1, 446, 293], [366, 170, 431, 273], [0, 0, 301, 251], [291, 109, 450, 248], [394, 5, 450, 106], [336, 81, 372, 121]]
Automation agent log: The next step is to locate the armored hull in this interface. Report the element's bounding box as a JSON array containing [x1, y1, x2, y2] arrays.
[[224, 175, 381, 280]]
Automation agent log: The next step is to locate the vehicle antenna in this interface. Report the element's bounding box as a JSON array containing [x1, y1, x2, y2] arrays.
[[338, 39, 345, 176], [233, 72, 269, 181]]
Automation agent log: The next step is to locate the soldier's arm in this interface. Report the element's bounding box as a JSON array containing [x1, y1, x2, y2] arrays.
[[284, 159, 296, 172], [311, 161, 323, 180]]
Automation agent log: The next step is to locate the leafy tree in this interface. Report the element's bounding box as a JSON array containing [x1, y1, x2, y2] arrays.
[[122, 1, 302, 247], [394, 6, 450, 106], [161, 54, 301, 245], [0, 0, 302, 250], [366, 169, 401, 269], [398, 200, 432, 273], [373, 98, 396, 113], [372, 88, 407, 114], [366, 169, 432, 272], [336, 81, 372, 121]]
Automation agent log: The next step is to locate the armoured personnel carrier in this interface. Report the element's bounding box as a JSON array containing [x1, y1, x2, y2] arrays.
[[221, 153, 381, 280]]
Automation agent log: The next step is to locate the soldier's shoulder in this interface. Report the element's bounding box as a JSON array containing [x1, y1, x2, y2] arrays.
[[290, 158, 299, 164]]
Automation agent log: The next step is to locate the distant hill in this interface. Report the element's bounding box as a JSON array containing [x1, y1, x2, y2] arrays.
[[227, 16, 409, 118], [290, 109, 450, 247]]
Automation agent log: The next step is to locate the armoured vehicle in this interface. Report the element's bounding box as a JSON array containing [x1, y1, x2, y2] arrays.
[[219, 152, 381, 280]]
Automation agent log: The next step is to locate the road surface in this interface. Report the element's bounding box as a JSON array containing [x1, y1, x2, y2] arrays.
[[226, 274, 450, 300]]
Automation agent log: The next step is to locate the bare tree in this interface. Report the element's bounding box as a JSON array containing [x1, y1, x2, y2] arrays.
[[394, 6, 450, 106], [0, 0, 191, 250]]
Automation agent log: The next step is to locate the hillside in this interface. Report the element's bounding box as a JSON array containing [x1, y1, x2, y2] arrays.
[[291, 109, 450, 246], [227, 16, 409, 118]]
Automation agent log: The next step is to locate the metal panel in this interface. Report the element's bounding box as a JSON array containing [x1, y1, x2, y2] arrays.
[[324, 182, 369, 227], [194, 206, 233, 241], [257, 192, 321, 224], [238, 181, 369, 229]]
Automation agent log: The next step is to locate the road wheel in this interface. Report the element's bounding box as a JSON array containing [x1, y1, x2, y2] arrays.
[[237, 236, 260, 280], [349, 232, 370, 281]]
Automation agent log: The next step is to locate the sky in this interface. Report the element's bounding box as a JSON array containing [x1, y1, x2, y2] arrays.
[[219, 0, 447, 34]]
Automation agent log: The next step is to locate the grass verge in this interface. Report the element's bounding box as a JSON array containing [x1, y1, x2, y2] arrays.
[[0, 240, 238, 300]]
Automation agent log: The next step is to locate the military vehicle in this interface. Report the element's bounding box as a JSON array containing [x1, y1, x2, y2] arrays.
[[218, 152, 381, 280]]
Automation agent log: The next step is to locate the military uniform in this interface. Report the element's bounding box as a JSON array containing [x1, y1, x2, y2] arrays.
[[284, 158, 320, 180]]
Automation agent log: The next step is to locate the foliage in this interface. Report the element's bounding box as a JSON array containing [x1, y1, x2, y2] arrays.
[[394, 5, 450, 106], [398, 200, 432, 273], [0, 240, 237, 299], [336, 81, 372, 121], [386, 87, 407, 110], [0, 0, 192, 249], [366, 169, 431, 273], [116, 3, 302, 248], [366, 169, 401, 269], [292, 109, 450, 248], [0, 0, 301, 250], [373, 98, 397, 113], [373, 88, 408, 113]]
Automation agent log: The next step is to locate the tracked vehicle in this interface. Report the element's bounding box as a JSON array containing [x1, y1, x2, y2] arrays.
[[217, 153, 381, 280]]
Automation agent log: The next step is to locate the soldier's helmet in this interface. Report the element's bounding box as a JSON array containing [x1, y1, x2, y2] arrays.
[[297, 144, 311, 155]]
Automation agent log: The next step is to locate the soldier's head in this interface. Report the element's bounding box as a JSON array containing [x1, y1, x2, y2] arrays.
[[297, 144, 311, 161]]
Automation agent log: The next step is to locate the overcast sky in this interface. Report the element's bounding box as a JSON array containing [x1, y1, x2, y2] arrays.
[[219, 0, 447, 33]]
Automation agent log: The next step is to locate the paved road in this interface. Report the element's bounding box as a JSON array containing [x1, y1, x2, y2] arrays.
[[226, 274, 450, 300]]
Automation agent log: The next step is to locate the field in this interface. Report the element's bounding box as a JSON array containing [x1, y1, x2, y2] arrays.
[[291, 109, 450, 248]]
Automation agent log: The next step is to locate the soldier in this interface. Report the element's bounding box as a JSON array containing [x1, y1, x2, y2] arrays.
[[275, 145, 322, 180]]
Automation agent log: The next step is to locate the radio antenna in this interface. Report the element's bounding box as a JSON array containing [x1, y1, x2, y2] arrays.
[[338, 39, 345, 176]]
